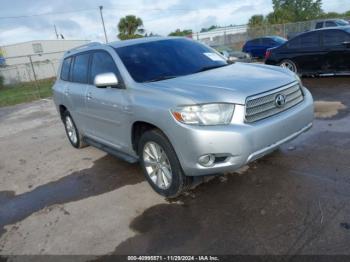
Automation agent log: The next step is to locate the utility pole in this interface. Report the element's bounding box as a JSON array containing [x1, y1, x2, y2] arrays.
[[54, 25, 59, 39], [99, 6, 108, 43], [28, 55, 40, 98]]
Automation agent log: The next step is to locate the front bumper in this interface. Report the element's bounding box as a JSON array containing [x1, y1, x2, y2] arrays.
[[167, 87, 314, 176]]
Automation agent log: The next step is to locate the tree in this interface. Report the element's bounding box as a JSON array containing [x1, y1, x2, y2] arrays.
[[168, 29, 192, 37], [248, 15, 266, 27], [118, 15, 144, 40], [271, 0, 323, 22], [248, 0, 324, 27]]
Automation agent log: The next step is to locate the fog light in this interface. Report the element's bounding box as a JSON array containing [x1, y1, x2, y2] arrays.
[[198, 154, 215, 167]]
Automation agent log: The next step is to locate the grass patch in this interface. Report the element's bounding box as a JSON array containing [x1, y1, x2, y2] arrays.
[[0, 78, 55, 107]]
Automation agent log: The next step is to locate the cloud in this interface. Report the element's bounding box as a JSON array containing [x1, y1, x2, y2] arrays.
[[0, 0, 349, 45]]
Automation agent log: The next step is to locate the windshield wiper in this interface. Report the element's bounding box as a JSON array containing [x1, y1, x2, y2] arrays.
[[144, 75, 177, 82], [195, 64, 229, 73]]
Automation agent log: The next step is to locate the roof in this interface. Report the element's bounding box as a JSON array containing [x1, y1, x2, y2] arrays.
[[312, 25, 350, 32], [63, 37, 188, 58], [108, 37, 183, 48]]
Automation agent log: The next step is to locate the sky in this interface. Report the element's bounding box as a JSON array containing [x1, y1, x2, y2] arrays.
[[0, 0, 350, 45]]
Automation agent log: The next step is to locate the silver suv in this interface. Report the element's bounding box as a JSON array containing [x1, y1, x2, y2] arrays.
[[53, 37, 314, 197]]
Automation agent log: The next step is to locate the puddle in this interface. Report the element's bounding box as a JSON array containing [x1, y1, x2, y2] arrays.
[[314, 101, 347, 119]]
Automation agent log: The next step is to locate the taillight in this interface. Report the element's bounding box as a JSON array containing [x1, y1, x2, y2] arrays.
[[265, 49, 272, 60]]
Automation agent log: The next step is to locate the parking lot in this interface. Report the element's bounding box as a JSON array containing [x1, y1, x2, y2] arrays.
[[0, 77, 350, 257]]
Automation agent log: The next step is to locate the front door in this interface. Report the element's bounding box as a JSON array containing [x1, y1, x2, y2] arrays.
[[84, 50, 132, 151], [65, 53, 90, 131], [322, 29, 350, 73]]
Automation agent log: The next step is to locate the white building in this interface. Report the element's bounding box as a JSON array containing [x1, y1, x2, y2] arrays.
[[0, 39, 90, 85]]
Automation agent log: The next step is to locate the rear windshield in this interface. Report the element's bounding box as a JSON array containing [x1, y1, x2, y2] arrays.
[[336, 19, 349, 26], [273, 36, 287, 44], [114, 38, 227, 83]]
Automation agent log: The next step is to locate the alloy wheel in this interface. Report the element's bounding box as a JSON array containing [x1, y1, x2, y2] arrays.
[[143, 142, 172, 190], [280, 60, 297, 73], [65, 116, 78, 144]]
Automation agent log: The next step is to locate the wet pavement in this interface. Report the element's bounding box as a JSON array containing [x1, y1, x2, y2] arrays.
[[0, 77, 350, 256]]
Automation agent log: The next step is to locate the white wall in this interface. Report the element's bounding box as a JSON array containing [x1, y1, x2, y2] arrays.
[[0, 40, 90, 85]]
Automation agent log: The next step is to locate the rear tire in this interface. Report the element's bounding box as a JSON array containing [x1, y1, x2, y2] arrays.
[[279, 59, 298, 74], [63, 111, 88, 149], [138, 129, 192, 198]]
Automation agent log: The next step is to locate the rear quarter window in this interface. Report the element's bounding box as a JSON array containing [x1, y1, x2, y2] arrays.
[[60, 57, 72, 81]]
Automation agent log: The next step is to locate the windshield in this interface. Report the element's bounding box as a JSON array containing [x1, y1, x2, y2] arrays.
[[336, 19, 350, 26], [114, 38, 228, 83]]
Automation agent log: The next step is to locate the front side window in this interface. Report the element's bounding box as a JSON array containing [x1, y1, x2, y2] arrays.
[[114, 39, 227, 83], [61, 57, 72, 81], [323, 30, 350, 47], [325, 21, 336, 27], [90, 51, 120, 84], [71, 53, 90, 83]]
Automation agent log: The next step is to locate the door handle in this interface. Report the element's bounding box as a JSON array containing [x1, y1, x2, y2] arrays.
[[86, 92, 92, 100], [64, 88, 70, 95]]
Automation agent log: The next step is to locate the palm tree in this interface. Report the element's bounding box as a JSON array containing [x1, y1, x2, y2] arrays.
[[118, 15, 144, 40]]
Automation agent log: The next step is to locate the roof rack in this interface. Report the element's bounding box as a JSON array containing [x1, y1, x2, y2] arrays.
[[66, 42, 102, 53]]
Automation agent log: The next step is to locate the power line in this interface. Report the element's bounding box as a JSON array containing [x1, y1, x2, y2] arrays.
[[0, 8, 97, 19], [0, 6, 231, 19]]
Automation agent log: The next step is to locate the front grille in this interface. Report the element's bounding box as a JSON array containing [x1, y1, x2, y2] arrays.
[[245, 83, 304, 123]]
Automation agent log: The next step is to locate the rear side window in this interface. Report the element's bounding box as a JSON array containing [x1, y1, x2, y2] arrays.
[[287, 37, 301, 49], [90, 51, 120, 84], [315, 22, 323, 29], [300, 32, 319, 48], [60, 57, 72, 81], [71, 53, 90, 83], [323, 30, 350, 47], [250, 39, 261, 45]]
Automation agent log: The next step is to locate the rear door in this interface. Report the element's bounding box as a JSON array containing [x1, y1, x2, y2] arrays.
[[66, 53, 91, 131], [286, 31, 323, 73], [84, 50, 131, 151], [322, 29, 350, 73]]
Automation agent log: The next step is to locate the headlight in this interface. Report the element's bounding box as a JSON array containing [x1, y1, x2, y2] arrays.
[[171, 103, 235, 125]]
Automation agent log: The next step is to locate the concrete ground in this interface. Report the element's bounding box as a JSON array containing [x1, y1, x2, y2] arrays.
[[0, 77, 350, 257]]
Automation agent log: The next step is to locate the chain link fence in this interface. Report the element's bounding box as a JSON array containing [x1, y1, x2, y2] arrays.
[[0, 52, 63, 107], [195, 17, 350, 50]]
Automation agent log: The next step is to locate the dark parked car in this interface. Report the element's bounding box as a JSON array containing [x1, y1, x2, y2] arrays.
[[265, 27, 350, 76], [315, 19, 349, 29], [242, 36, 286, 58]]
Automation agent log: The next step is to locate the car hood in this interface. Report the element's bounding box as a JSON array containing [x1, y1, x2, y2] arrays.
[[144, 63, 297, 105]]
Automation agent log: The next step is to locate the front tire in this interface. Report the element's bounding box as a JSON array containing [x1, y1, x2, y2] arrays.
[[63, 111, 87, 149], [138, 129, 192, 198]]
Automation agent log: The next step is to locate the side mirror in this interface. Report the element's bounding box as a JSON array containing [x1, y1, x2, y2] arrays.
[[94, 73, 119, 88]]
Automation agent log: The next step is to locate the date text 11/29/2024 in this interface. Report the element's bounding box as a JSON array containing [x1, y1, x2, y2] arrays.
[[127, 255, 220, 261]]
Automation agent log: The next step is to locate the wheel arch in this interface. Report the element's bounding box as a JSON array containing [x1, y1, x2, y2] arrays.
[[131, 121, 170, 154]]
